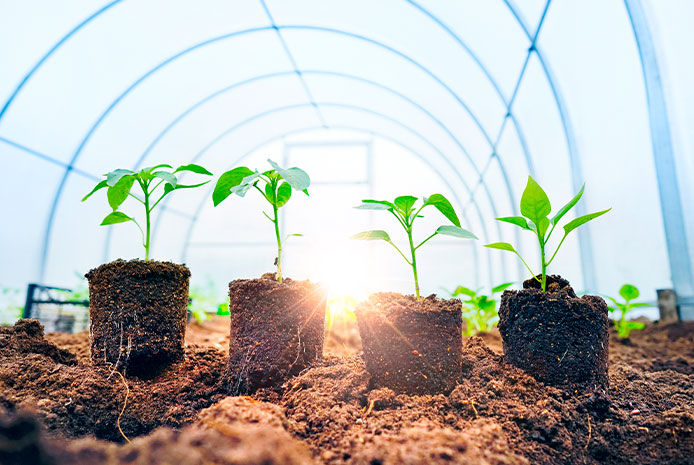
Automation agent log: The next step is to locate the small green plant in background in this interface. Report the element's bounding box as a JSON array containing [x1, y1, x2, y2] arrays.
[[452, 282, 514, 336], [351, 194, 477, 298], [604, 284, 648, 339], [188, 279, 228, 324], [83, 164, 213, 260], [485, 176, 610, 292], [0, 287, 23, 326], [212, 159, 310, 284]]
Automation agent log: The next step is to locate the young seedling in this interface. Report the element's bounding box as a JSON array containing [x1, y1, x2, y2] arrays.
[[604, 284, 648, 339], [485, 176, 610, 292], [452, 282, 513, 336], [82, 164, 213, 260], [352, 195, 477, 298], [212, 159, 310, 283]]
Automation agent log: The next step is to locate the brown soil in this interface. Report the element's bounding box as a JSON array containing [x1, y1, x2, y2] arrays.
[[226, 274, 326, 394], [499, 275, 609, 392], [85, 260, 190, 376], [355, 293, 463, 395], [1, 315, 692, 465]]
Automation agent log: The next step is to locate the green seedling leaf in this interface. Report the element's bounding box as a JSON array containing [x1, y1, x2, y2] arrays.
[[627, 302, 651, 309], [423, 194, 461, 227], [520, 176, 551, 225], [453, 286, 477, 298], [563, 209, 611, 235], [492, 282, 514, 294], [267, 159, 310, 192], [275, 182, 292, 207], [552, 184, 584, 226], [82, 180, 108, 201], [351, 230, 392, 242], [164, 181, 210, 196], [106, 169, 135, 187], [484, 242, 517, 253], [174, 164, 213, 175], [107, 175, 135, 210], [152, 171, 177, 188], [394, 195, 417, 214], [537, 217, 550, 238], [436, 225, 478, 239], [497, 216, 531, 230], [619, 284, 640, 301], [212, 167, 255, 206], [100, 211, 132, 225], [626, 321, 646, 330], [355, 202, 392, 211], [146, 164, 173, 172]]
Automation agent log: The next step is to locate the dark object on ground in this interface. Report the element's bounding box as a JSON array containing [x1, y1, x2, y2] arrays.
[[85, 259, 190, 376], [226, 274, 326, 394], [355, 292, 462, 394], [498, 275, 609, 392]]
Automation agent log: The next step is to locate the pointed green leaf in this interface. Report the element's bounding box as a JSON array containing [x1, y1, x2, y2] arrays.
[[496, 216, 531, 230], [106, 169, 135, 187], [563, 208, 611, 235], [453, 286, 477, 298], [619, 284, 640, 301], [100, 211, 132, 225], [484, 242, 517, 253], [492, 282, 514, 294], [537, 217, 550, 238], [423, 193, 461, 227], [212, 167, 254, 206], [552, 184, 584, 226], [394, 195, 417, 214], [174, 163, 212, 175], [145, 164, 173, 172], [267, 159, 310, 191], [520, 176, 551, 225], [435, 225, 478, 239], [152, 171, 177, 188], [355, 200, 393, 210], [350, 230, 392, 242], [276, 182, 292, 207], [163, 181, 209, 196], [82, 180, 108, 202], [107, 175, 135, 210], [626, 302, 650, 309]]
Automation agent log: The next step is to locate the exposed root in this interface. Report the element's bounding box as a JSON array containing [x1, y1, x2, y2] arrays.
[[114, 370, 131, 443], [584, 414, 591, 449]]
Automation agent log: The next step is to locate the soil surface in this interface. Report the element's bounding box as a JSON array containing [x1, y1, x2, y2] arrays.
[[1, 315, 692, 465], [355, 293, 463, 395], [86, 260, 190, 376], [499, 275, 610, 392]]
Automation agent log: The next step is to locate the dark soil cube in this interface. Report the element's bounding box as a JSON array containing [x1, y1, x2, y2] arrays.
[[226, 275, 326, 394], [355, 293, 462, 395], [498, 275, 609, 392], [85, 259, 190, 376]]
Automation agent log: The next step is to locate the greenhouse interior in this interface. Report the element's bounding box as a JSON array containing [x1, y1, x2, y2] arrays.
[[0, 1, 692, 464]]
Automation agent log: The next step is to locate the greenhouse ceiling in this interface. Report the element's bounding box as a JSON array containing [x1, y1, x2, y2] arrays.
[[1, 0, 693, 319]]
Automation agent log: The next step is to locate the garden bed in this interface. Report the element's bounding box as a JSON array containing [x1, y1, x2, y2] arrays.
[[1, 316, 692, 465]]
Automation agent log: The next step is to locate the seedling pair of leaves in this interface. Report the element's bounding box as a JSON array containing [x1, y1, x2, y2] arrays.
[[485, 176, 610, 292], [212, 159, 310, 283], [82, 164, 213, 260], [604, 284, 648, 339], [452, 282, 513, 336], [352, 194, 477, 298]]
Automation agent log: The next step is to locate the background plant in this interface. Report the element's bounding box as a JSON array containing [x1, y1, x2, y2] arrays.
[[485, 176, 610, 292], [83, 164, 212, 260], [212, 159, 310, 283], [188, 278, 228, 324], [451, 282, 514, 336], [351, 194, 477, 298], [604, 284, 648, 339]]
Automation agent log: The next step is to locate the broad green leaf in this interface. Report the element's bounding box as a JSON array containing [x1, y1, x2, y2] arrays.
[[552, 184, 584, 226], [492, 282, 514, 294], [619, 284, 640, 301], [537, 217, 550, 238], [563, 208, 611, 235], [394, 195, 418, 214], [484, 242, 517, 253], [264, 182, 276, 205], [174, 164, 212, 175], [520, 176, 551, 225], [267, 159, 310, 191], [355, 201, 392, 211], [107, 175, 135, 210], [423, 193, 460, 227], [106, 169, 135, 187], [350, 230, 392, 242], [435, 225, 478, 239], [152, 171, 177, 188], [82, 180, 108, 201], [100, 211, 132, 225], [453, 286, 477, 298], [275, 182, 292, 207], [496, 216, 531, 230], [212, 167, 254, 206]]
